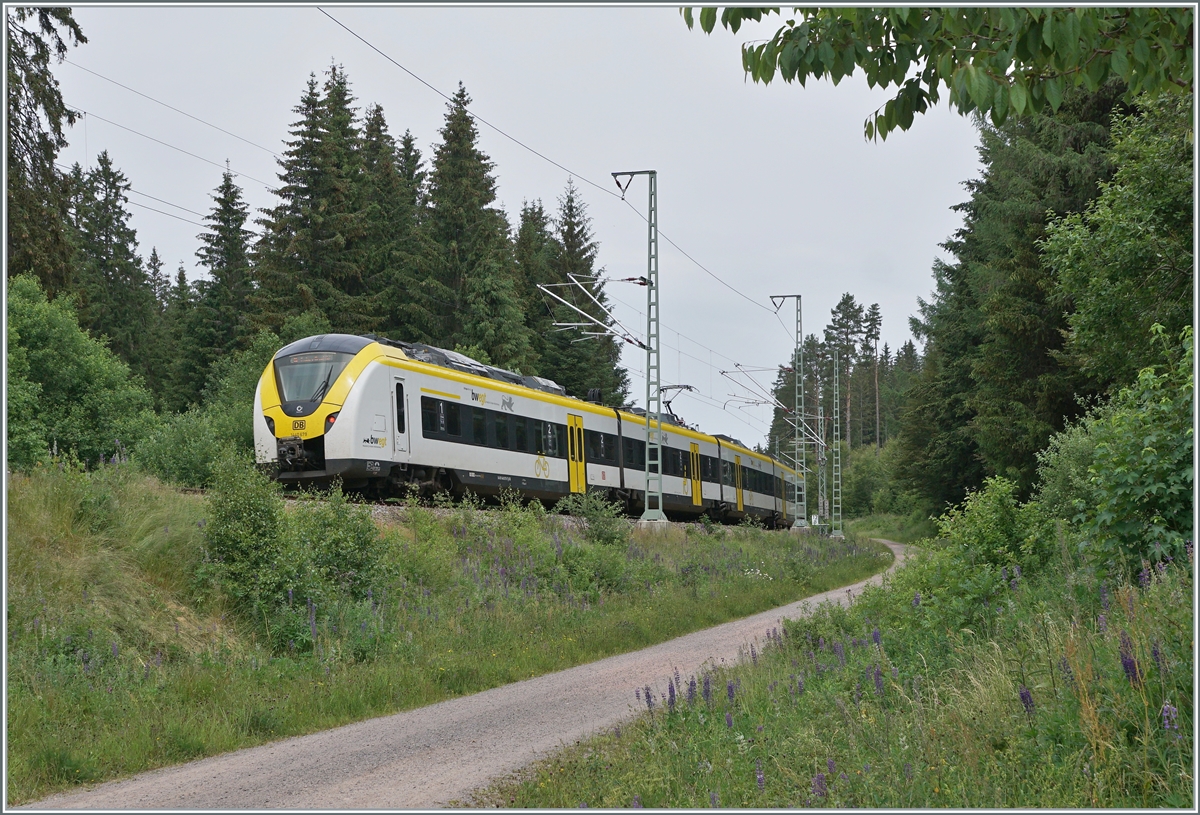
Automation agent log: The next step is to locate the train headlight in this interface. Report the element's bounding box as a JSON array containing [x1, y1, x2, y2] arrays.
[[264, 416, 275, 435], [324, 412, 339, 434]]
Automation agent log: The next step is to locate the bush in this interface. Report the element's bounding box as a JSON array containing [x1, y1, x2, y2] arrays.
[[1083, 326, 1193, 567], [6, 275, 159, 470], [554, 491, 631, 548], [934, 476, 1052, 571], [201, 451, 287, 609]]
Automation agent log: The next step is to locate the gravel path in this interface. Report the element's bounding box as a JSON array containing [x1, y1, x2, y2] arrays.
[[25, 540, 907, 810]]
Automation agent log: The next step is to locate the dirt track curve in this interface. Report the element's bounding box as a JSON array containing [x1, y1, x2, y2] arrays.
[[24, 540, 908, 810]]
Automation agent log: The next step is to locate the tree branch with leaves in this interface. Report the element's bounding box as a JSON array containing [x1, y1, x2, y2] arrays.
[[683, 7, 1193, 139]]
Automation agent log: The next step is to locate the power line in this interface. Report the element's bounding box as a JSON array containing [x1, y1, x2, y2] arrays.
[[67, 105, 275, 188], [63, 59, 282, 160]]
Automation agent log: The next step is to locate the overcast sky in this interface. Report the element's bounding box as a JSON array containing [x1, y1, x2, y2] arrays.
[[50, 5, 983, 448]]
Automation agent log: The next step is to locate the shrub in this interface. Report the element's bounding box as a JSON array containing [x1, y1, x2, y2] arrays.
[[935, 476, 1052, 571], [201, 451, 286, 609], [554, 491, 631, 548], [6, 275, 159, 470], [1083, 326, 1193, 567]]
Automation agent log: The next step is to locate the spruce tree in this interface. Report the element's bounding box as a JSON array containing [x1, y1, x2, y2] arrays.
[[426, 83, 534, 370], [196, 169, 254, 358], [6, 8, 86, 295], [361, 105, 443, 343], [68, 151, 157, 383], [253, 66, 372, 334]]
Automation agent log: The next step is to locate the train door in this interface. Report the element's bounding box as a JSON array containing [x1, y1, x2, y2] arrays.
[[567, 413, 586, 493], [393, 377, 409, 455], [689, 443, 702, 506], [734, 454, 744, 512]]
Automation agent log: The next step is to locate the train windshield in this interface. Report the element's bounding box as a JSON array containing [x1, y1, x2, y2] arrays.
[[275, 351, 355, 403]]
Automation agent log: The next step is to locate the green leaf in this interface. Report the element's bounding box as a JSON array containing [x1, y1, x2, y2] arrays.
[[1110, 46, 1130, 80], [699, 7, 717, 34], [1044, 75, 1063, 111], [1009, 79, 1028, 115], [1133, 36, 1151, 69], [1042, 11, 1054, 49], [967, 64, 993, 109]]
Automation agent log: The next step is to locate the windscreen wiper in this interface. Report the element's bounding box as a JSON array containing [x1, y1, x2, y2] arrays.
[[309, 364, 334, 402]]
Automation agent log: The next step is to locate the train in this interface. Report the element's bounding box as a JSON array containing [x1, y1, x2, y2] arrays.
[[254, 333, 802, 526]]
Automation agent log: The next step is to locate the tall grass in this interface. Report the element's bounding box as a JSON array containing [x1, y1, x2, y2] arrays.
[[477, 542, 1193, 808], [5, 463, 890, 805]]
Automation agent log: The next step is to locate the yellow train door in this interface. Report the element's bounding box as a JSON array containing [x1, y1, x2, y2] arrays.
[[690, 443, 702, 506], [735, 455, 744, 512], [567, 414, 586, 493]]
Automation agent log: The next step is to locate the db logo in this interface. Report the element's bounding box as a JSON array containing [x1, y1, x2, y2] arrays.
[[292, 420, 306, 431], [533, 456, 549, 478]]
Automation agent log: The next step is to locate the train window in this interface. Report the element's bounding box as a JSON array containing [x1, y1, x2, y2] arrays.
[[531, 420, 545, 454], [515, 417, 528, 451], [445, 402, 460, 436], [421, 397, 437, 435], [701, 455, 718, 482], [473, 408, 487, 445], [274, 350, 355, 403], [493, 413, 509, 449], [551, 424, 567, 458], [544, 422, 558, 457], [395, 384, 405, 433], [721, 460, 734, 486]]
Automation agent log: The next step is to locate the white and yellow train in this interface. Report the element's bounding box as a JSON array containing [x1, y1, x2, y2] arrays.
[[254, 334, 801, 526]]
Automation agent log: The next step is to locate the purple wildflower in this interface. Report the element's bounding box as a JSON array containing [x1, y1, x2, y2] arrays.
[[812, 773, 828, 798], [750, 643, 758, 665], [872, 626, 881, 646], [667, 680, 676, 712], [756, 758, 765, 791], [892, 665, 899, 679], [1000, 566, 1008, 582], [827, 758, 836, 774], [1100, 583, 1110, 611], [1119, 631, 1141, 685], [687, 677, 697, 705], [1013, 564, 1021, 579], [632, 795, 643, 808], [797, 676, 804, 695], [1162, 701, 1179, 731], [1058, 656, 1075, 689], [1186, 540, 1193, 563], [635, 687, 641, 702], [834, 641, 846, 667], [702, 673, 712, 705], [863, 763, 871, 773], [727, 680, 735, 703], [874, 664, 884, 696], [644, 685, 654, 712], [904, 763, 913, 781], [1152, 641, 1166, 673], [1019, 685, 1035, 718], [710, 791, 718, 807], [1138, 565, 1151, 589], [674, 666, 682, 690], [580, 803, 588, 808], [1098, 614, 1108, 634], [725, 711, 733, 728], [818, 635, 826, 651], [913, 591, 921, 607], [1011, 578, 1019, 591]]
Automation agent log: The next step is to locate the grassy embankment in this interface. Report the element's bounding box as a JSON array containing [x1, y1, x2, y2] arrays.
[[6, 462, 891, 805], [478, 536, 1193, 808]]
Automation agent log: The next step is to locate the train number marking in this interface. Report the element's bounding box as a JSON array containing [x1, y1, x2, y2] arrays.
[[292, 420, 306, 431]]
